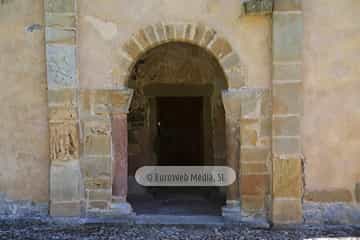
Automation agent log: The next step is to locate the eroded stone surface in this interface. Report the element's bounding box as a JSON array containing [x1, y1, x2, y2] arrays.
[[46, 45, 77, 89], [50, 123, 79, 162], [243, 0, 273, 15]]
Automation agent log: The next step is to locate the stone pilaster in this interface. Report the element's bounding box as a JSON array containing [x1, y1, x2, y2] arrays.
[[238, 88, 271, 221], [221, 90, 242, 219], [221, 88, 272, 225], [80, 90, 112, 212], [272, 0, 304, 225], [45, 0, 83, 217], [111, 89, 133, 214], [79, 89, 133, 214]]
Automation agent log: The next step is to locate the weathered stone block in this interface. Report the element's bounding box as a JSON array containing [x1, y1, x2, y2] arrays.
[[241, 147, 270, 163], [244, 0, 273, 15], [84, 135, 111, 156], [79, 90, 110, 115], [79, 90, 113, 117], [122, 39, 142, 60], [50, 162, 83, 202], [81, 156, 111, 178], [111, 89, 134, 113], [272, 198, 303, 224], [240, 119, 258, 146], [175, 23, 185, 40], [48, 106, 77, 122], [260, 118, 271, 137], [88, 201, 109, 210], [222, 90, 242, 120], [155, 23, 166, 42], [274, 0, 301, 11], [240, 174, 269, 195], [134, 29, 151, 50], [273, 137, 300, 155], [50, 201, 81, 217], [92, 90, 111, 105], [164, 24, 175, 41], [45, 15, 76, 29], [220, 53, 240, 71], [87, 190, 112, 202], [260, 90, 271, 117], [144, 25, 157, 45], [272, 115, 300, 136], [184, 24, 194, 41], [48, 89, 77, 106], [46, 27, 75, 44], [80, 90, 91, 115], [273, 63, 302, 81], [46, 44, 77, 89], [304, 189, 353, 203], [241, 162, 268, 175], [273, 157, 303, 198], [240, 89, 265, 119], [273, 82, 302, 115], [82, 120, 111, 138], [273, 13, 303, 62], [84, 177, 111, 189], [241, 195, 265, 211], [225, 70, 246, 89], [193, 23, 206, 45], [209, 37, 232, 59], [49, 123, 79, 161], [45, 0, 75, 13], [201, 28, 216, 47]]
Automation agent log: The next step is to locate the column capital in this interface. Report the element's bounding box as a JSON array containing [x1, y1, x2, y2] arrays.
[[111, 88, 134, 114], [221, 89, 243, 121]]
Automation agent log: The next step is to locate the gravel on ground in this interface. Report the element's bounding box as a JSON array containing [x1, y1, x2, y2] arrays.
[[0, 218, 359, 240]]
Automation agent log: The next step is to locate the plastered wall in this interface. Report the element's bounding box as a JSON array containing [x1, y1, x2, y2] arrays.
[[302, 0, 360, 202], [0, 0, 359, 206], [0, 0, 49, 202], [77, 0, 272, 89]]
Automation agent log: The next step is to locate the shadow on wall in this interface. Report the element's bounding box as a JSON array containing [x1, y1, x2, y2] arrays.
[[0, 0, 13, 5]]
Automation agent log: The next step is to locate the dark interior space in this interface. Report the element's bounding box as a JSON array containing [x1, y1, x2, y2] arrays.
[[157, 97, 203, 166], [128, 97, 225, 216]]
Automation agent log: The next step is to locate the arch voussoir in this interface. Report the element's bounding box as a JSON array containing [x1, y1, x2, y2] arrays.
[[117, 22, 245, 90]]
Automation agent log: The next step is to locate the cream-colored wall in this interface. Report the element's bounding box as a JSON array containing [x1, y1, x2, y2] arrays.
[[303, 0, 360, 199], [78, 0, 272, 89], [1, 0, 358, 205], [0, 0, 49, 202]]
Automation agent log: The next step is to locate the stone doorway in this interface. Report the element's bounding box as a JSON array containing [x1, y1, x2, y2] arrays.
[[124, 42, 231, 216]]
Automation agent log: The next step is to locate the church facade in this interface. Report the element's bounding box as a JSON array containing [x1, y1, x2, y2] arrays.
[[0, 0, 359, 225]]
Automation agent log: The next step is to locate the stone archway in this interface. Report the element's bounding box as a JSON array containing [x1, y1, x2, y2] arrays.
[[109, 23, 272, 221], [125, 41, 228, 215]]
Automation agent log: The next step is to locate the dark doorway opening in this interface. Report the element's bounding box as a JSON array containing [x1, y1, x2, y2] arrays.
[[157, 97, 204, 166], [128, 97, 225, 216]]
